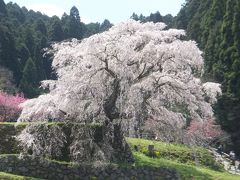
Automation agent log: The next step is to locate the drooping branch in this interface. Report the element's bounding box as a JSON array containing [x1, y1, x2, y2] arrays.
[[132, 63, 155, 84], [18, 20, 221, 144]]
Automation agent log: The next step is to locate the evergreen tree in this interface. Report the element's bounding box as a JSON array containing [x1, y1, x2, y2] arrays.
[[17, 43, 30, 69], [85, 22, 100, 37], [6, 2, 25, 23], [68, 6, 83, 39], [0, 25, 21, 83], [61, 12, 69, 38], [21, 57, 37, 85], [24, 28, 35, 57], [162, 14, 173, 27], [130, 12, 172, 26], [220, 0, 235, 49], [232, 1, 240, 51], [130, 13, 139, 21], [0, 1, 112, 97], [152, 11, 163, 23], [49, 16, 64, 41], [139, 14, 145, 22], [175, 0, 240, 155], [0, 0, 7, 16], [19, 57, 38, 97], [99, 19, 112, 32], [34, 43, 46, 82], [35, 19, 47, 36], [70, 6, 80, 22], [215, 95, 240, 154]]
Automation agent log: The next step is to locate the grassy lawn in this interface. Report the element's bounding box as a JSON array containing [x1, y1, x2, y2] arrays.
[[133, 152, 239, 180], [127, 138, 240, 180]]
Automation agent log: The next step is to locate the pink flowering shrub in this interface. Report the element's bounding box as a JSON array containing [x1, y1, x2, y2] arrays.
[[0, 92, 26, 122], [186, 119, 224, 146], [143, 115, 224, 147]]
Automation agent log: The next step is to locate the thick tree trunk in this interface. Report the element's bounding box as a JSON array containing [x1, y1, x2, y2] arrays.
[[103, 78, 120, 121]]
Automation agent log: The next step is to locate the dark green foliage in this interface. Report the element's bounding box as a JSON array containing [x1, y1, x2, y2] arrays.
[[130, 12, 173, 26], [85, 22, 100, 37], [24, 28, 35, 57], [130, 12, 139, 21], [99, 19, 112, 32], [49, 16, 64, 41], [0, 1, 112, 97], [149, 11, 163, 23], [19, 58, 39, 98], [0, 0, 7, 16], [175, 0, 240, 155], [162, 14, 173, 27], [0, 24, 21, 83], [70, 6, 80, 22], [34, 44, 46, 82], [35, 19, 47, 36], [214, 95, 240, 154], [6, 2, 25, 23], [17, 44, 30, 68], [21, 58, 37, 85], [66, 6, 83, 39]]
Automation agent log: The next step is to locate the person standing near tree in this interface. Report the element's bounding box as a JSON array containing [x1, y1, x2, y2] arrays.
[[230, 150, 236, 166], [217, 144, 223, 155]]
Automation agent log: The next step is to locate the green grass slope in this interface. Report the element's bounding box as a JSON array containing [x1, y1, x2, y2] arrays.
[[127, 138, 240, 180]]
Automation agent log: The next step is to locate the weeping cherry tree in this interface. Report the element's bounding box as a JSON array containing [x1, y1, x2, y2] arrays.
[[17, 20, 221, 160]]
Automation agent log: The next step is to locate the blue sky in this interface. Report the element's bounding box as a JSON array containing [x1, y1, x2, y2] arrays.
[[5, 0, 185, 23]]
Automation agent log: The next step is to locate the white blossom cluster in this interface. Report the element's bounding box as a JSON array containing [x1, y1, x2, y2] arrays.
[[18, 20, 221, 137], [17, 123, 66, 157]]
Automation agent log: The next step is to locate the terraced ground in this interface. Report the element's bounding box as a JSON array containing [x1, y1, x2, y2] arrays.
[[0, 137, 239, 179]]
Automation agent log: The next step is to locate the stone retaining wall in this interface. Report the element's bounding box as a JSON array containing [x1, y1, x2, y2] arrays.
[[0, 123, 134, 163], [0, 155, 180, 180]]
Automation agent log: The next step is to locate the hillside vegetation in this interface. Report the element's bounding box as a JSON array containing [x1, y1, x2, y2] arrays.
[[0, 0, 112, 97], [0, 137, 238, 180], [127, 138, 240, 180], [175, 0, 240, 154]]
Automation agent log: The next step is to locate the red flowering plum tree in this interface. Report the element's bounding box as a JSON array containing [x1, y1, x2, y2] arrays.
[[0, 92, 26, 122]]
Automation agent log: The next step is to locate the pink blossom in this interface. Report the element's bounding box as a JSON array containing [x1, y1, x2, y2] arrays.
[[0, 92, 26, 122], [186, 119, 224, 145]]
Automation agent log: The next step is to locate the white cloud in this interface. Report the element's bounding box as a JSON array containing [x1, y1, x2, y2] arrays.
[[28, 3, 65, 17]]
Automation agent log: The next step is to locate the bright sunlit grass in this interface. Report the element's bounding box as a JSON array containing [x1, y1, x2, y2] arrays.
[[127, 138, 240, 180], [133, 152, 240, 180]]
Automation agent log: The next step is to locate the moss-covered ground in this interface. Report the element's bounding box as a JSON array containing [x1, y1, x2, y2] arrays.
[[0, 172, 43, 180]]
